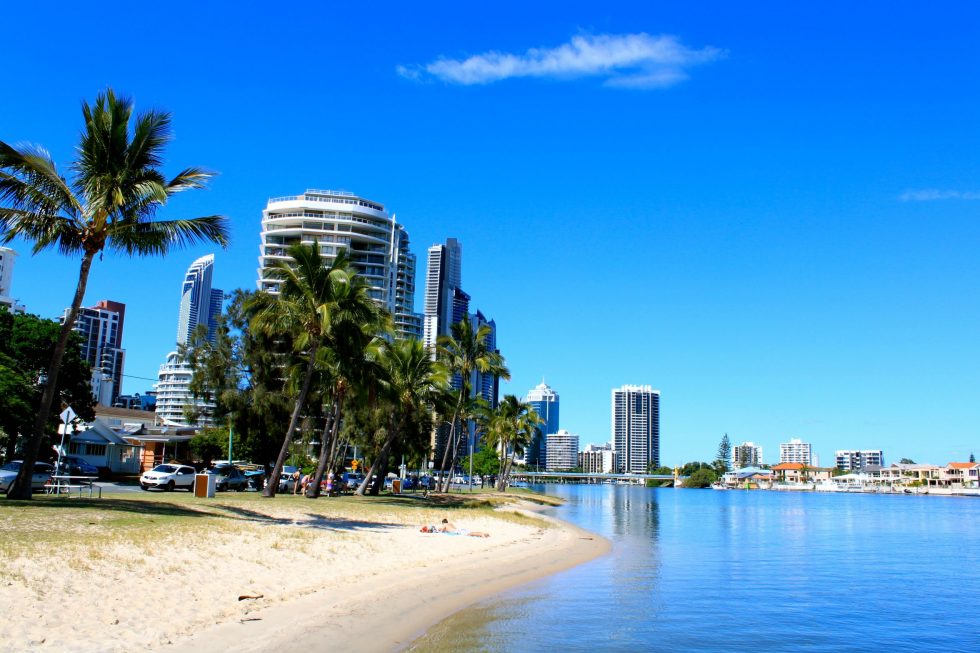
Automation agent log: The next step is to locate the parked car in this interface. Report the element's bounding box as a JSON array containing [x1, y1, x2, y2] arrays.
[[0, 461, 55, 494], [207, 465, 247, 491], [341, 472, 364, 491], [56, 456, 99, 477], [140, 464, 196, 491]]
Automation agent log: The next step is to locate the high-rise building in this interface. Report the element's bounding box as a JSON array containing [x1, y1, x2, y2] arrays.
[[612, 385, 660, 473], [177, 254, 223, 345], [526, 382, 559, 469], [155, 255, 223, 427], [580, 443, 615, 474], [62, 300, 126, 405], [835, 450, 884, 471], [779, 438, 812, 465], [423, 238, 463, 349], [732, 441, 763, 469], [0, 246, 25, 313], [545, 430, 579, 472], [258, 189, 422, 340], [471, 310, 499, 407]]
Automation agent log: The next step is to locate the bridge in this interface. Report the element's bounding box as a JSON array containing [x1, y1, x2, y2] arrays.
[[510, 471, 683, 485]]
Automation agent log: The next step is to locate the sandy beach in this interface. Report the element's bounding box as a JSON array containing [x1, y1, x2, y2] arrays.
[[0, 492, 608, 652]]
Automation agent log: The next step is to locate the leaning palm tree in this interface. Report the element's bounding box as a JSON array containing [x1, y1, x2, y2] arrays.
[[248, 242, 378, 497], [435, 316, 510, 491], [0, 89, 228, 500], [356, 338, 448, 495]]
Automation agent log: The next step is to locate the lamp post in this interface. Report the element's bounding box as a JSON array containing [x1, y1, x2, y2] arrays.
[[227, 414, 233, 466]]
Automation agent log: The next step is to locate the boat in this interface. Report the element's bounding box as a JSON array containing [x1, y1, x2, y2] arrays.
[[710, 482, 729, 490]]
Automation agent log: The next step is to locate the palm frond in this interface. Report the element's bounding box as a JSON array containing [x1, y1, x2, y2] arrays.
[[106, 215, 229, 255]]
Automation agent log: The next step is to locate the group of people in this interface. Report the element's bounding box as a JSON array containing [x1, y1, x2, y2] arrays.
[[420, 518, 490, 538], [288, 469, 342, 495]]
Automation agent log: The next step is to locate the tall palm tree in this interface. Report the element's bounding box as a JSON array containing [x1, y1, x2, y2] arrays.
[[435, 316, 510, 491], [356, 338, 448, 495], [248, 242, 381, 497], [480, 395, 541, 491], [0, 89, 228, 500]]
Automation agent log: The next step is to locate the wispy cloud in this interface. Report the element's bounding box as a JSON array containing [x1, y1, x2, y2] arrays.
[[397, 33, 725, 89], [899, 189, 980, 201]]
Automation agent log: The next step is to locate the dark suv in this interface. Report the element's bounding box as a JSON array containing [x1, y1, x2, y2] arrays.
[[207, 465, 248, 491]]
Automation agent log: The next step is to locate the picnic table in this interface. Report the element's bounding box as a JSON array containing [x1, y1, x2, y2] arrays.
[[45, 475, 102, 498]]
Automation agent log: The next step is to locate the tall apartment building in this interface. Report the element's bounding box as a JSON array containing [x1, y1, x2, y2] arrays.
[[835, 450, 884, 471], [61, 300, 126, 405], [177, 254, 224, 345], [155, 255, 223, 427], [0, 246, 26, 313], [526, 382, 559, 469], [423, 238, 500, 464], [423, 238, 462, 349], [780, 438, 812, 465], [545, 429, 579, 472], [580, 443, 615, 474], [612, 385, 660, 473], [732, 441, 763, 469], [258, 189, 422, 340]]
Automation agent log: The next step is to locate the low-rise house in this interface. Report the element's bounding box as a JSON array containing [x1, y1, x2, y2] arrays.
[[66, 421, 143, 474], [722, 466, 773, 488], [75, 404, 199, 473], [942, 462, 980, 488], [771, 462, 834, 483]]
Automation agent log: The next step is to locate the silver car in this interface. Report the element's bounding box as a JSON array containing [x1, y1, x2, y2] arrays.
[[0, 461, 55, 493]]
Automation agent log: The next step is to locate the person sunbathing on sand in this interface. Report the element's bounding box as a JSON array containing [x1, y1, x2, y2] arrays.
[[418, 518, 490, 537]]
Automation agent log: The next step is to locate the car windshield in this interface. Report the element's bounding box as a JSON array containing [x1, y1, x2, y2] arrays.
[[152, 465, 177, 473], [1, 462, 21, 472]]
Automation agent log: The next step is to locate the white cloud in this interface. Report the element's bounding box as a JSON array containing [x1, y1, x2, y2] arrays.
[[398, 33, 724, 88], [899, 189, 980, 201]]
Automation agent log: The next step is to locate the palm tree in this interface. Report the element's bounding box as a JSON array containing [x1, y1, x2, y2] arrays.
[[0, 89, 228, 500], [356, 338, 448, 495], [248, 242, 381, 497], [480, 395, 541, 491], [435, 316, 510, 491], [305, 293, 388, 498]]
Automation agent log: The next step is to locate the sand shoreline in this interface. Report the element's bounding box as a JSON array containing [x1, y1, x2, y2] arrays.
[[0, 493, 608, 652], [167, 506, 609, 653]]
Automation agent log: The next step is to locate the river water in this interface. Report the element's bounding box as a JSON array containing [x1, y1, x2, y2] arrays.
[[411, 485, 980, 652]]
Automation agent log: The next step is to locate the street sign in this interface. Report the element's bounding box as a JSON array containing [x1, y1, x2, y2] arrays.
[[60, 406, 77, 424]]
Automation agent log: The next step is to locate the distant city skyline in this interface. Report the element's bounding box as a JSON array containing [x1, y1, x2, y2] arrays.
[[3, 1, 978, 465]]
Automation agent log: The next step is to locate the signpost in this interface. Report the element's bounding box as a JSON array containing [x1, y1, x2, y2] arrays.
[[55, 406, 77, 472]]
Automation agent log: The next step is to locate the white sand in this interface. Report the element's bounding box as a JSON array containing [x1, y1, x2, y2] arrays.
[[0, 496, 607, 652]]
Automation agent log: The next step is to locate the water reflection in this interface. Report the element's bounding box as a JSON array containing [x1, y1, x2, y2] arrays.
[[410, 486, 980, 652]]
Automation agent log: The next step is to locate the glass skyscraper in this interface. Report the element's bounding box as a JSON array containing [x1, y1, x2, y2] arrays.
[[612, 385, 660, 473], [526, 382, 559, 469]]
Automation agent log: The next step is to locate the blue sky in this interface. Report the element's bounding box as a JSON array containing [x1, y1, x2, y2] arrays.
[[2, 1, 978, 466]]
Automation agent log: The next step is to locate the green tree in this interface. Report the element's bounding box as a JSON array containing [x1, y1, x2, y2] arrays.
[[899, 457, 916, 464], [188, 429, 228, 467], [679, 461, 714, 477], [436, 316, 510, 491], [248, 243, 380, 497], [683, 467, 718, 488], [479, 395, 541, 491], [355, 338, 447, 496], [715, 433, 731, 474], [0, 89, 228, 499], [0, 311, 95, 462]]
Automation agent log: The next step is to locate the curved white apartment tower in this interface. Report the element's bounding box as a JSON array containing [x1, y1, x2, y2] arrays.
[[258, 189, 422, 340]]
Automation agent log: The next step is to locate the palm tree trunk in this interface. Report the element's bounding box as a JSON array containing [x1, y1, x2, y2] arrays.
[[357, 419, 400, 496], [497, 436, 509, 491], [308, 388, 342, 498], [7, 251, 95, 500], [263, 341, 319, 498], [437, 395, 463, 492]]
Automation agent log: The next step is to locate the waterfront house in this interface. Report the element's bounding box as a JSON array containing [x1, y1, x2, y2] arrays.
[[942, 462, 980, 488], [772, 462, 806, 483], [771, 462, 834, 483], [721, 466, 773, 488]]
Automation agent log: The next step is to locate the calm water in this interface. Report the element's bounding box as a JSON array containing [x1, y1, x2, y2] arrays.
[[412, 486, 980, 652]]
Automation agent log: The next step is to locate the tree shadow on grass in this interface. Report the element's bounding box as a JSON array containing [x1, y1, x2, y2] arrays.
[[12, 498, 215, 519]]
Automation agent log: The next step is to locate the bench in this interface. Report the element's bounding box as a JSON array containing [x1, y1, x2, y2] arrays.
[[46, 476, 102, 499]]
